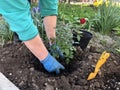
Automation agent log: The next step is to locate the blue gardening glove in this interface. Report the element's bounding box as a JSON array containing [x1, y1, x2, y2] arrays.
[[41, 53, 65, 74], [50, 44, 64, 59]]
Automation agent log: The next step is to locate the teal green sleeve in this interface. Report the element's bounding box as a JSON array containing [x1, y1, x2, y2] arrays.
[[39, 0, 58, 17], [0, 0, 38, 41]]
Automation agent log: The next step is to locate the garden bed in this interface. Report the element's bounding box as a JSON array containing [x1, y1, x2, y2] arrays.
[[0, 35, 120, 90], [0, 1, 120, 90]]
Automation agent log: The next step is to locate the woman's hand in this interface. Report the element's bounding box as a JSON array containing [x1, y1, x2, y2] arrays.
[[31, 0, 38, 3]]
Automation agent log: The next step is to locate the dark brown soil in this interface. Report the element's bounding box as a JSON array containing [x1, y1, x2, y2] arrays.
[[0, 43, 120, 90]]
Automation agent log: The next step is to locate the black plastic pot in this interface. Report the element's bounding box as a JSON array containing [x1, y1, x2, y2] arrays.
[[73, 30, 93, 50], [13, 32, 22, 44]]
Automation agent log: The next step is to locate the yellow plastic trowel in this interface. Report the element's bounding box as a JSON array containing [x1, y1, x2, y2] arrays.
[[87, 51, 110, 80]]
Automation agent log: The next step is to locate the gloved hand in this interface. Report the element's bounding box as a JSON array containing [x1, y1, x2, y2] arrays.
[[50, 44, 64, 59], [41, 53, 65, 74]]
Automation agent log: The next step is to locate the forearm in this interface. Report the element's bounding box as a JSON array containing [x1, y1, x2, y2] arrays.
[[39, 0, 58, 44], [43, 16, 57, 44], [24, 34, 48, 61]]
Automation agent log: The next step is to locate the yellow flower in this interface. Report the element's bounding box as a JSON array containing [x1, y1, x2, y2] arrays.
[[93, 0, 103, 7], [105, 0, 110, 7], [93, 1, 99, 7], [98, 0, 103, 5]]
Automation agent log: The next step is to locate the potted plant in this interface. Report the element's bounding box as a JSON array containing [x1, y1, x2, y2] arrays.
[[72, 18, 93, 50]]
